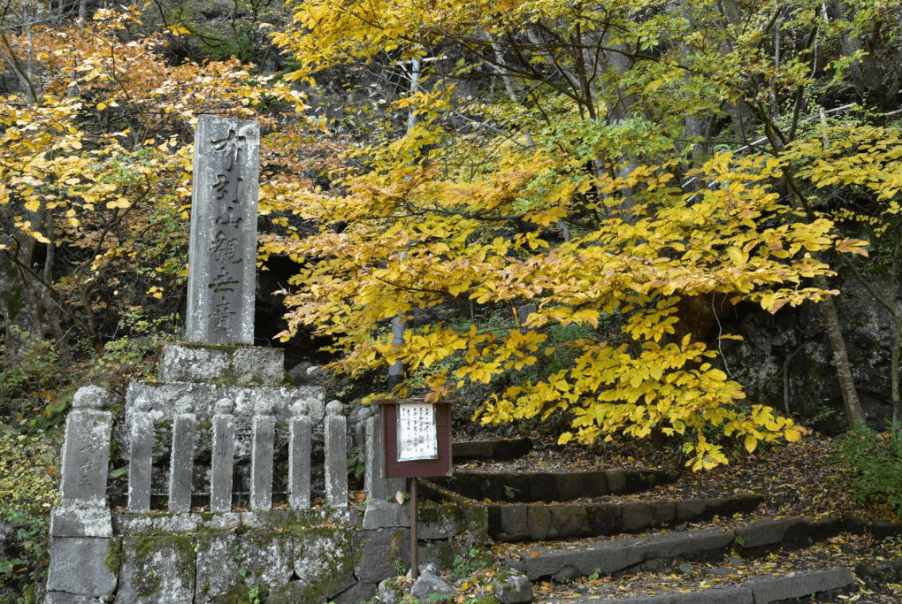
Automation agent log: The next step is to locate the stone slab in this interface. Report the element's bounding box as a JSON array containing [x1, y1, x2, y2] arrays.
[[124, 381, 323, 429], [60, 408, 112, 507], [186, 115, 259, 346], [547, 585, 754, 604], [44, 593, 109, 604], [46, 537, 119, 597], [115, 535, 195, 604], [363, 501, 410, 529], [158, 344, 284, 385], [293, 528, 359, 596], [239, 532, 293, 588], [194, 532, 241, 604], [735, 518, 807, 549], [50, 506, 112, 538], [523, 528, 735, 580], [748, 568, 854, 603], [355, 528, 410, 583]]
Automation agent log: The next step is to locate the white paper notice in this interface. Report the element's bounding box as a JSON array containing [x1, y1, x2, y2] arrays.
[[397, 403, 438, 462]]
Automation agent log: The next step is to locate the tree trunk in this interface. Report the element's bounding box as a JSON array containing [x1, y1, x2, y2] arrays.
[[815, 274, 865, 426]]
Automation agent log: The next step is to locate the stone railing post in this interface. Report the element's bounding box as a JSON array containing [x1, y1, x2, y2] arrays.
[[169, 398, 196, 513], [363, 410, 409, 529], [288, 399, 312, 510], [250, 400, 275, 511], [211, 398, 235, 513], [128, 394, 153, 512], [47, 385, 118, 599], [324, 400, 348, 508]]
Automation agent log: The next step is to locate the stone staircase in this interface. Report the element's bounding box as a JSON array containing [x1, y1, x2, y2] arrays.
[[430, 439, 902, 603]]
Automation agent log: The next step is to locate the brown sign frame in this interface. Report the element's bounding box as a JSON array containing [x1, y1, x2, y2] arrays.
[[375, 398, 452, 479]]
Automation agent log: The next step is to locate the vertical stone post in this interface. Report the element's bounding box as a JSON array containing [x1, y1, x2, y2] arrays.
[[365, 412, 405, 502], [59, 385, 113, 508], [128, 394, 153, 513], [324, 400, 348, 508], [288, 400, 312, 510], [47, 386, 118, 599], [250, 400, 275, 511], [186, 115, 259, 345], [210, 398, 235, 513], [169, 398, 196, 513], [362, 411, 409, 529]]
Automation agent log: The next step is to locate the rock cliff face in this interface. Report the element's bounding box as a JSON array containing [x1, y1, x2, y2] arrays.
[[716, 273, 897, 433]]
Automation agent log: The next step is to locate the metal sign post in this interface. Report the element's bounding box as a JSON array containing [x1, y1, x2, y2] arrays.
[[376, 398, 452, 579]]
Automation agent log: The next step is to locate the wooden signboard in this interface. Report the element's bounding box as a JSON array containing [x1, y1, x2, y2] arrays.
[[375, 398, 452, 479]]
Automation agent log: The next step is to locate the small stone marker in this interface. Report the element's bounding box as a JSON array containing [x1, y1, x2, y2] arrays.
[[169, 398, 196, 513], [186, 115, 260, 345], [210, 398, 235, 513], [60, 385, 113, 507], [365, 413, 404, 502], [250, 400, 275, 511], [288, 400, 312, 510], [324, 400, 348, 508], [128, 394, 153, 512]]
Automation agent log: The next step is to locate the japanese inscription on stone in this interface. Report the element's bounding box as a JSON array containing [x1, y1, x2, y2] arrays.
[[396, 403, 438, 462], [186, 115, 259, 345]]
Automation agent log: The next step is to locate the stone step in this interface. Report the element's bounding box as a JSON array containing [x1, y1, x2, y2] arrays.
[[506, 516, 864, 582], [452, 438, 533, 462], [542, 567, 854, 603], [432, 467, 680, 503], [487, 494, 762, 541]]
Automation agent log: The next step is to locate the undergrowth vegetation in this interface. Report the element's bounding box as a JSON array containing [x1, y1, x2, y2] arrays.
[[832, 423, 902, 520]]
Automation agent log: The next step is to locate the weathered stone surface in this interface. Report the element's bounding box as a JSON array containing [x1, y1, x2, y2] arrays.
[[735, 518, 807, 549], [550, 504, 590, 538], [168, 411, 196, 513], [376, 577, 407, 604], [46, 537, 119, 597], [410, 565, 455, 600], [748, 568, 854, 603], [210, 409, 235, 513], [60, 404, 112, 507], [556, 473, 585, 501], [268, 581, 326, 604], [127, 411, 153, 513], [124, 381, 323, 429], [499, 504, 528, 540], [324, 401, 348, 508], [158, 344, 284, 385], [289, 402, 312, 510], [115, 535, 195, 604], [194, 532, 240, 604], [587, 503, 622, 536], [605, 469, 627, 493], [44, 593, 109, 604], [355, 528, 410, 583], [365, 413, 404, 505], [250, 414, 275, 511], [419, 510, 462, 540], [239, 532, 293, 588], [186, 115, 259, 346], [675, 498, 708, 520], [523, 528, 734, 580], [113, 512, 201, 535], [567, 586, 754, 604], [50, 506, 112, 538], [331, 579, 377, 604], [622, 502, 656, 532], [293, 527, 359, 595], [493, 571, 533, 604], [527, 505, 555, 541], [363, 501, 410, 529]]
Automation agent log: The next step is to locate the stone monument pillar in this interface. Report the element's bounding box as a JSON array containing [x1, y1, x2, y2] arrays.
[[186, 115, 260, 345]]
